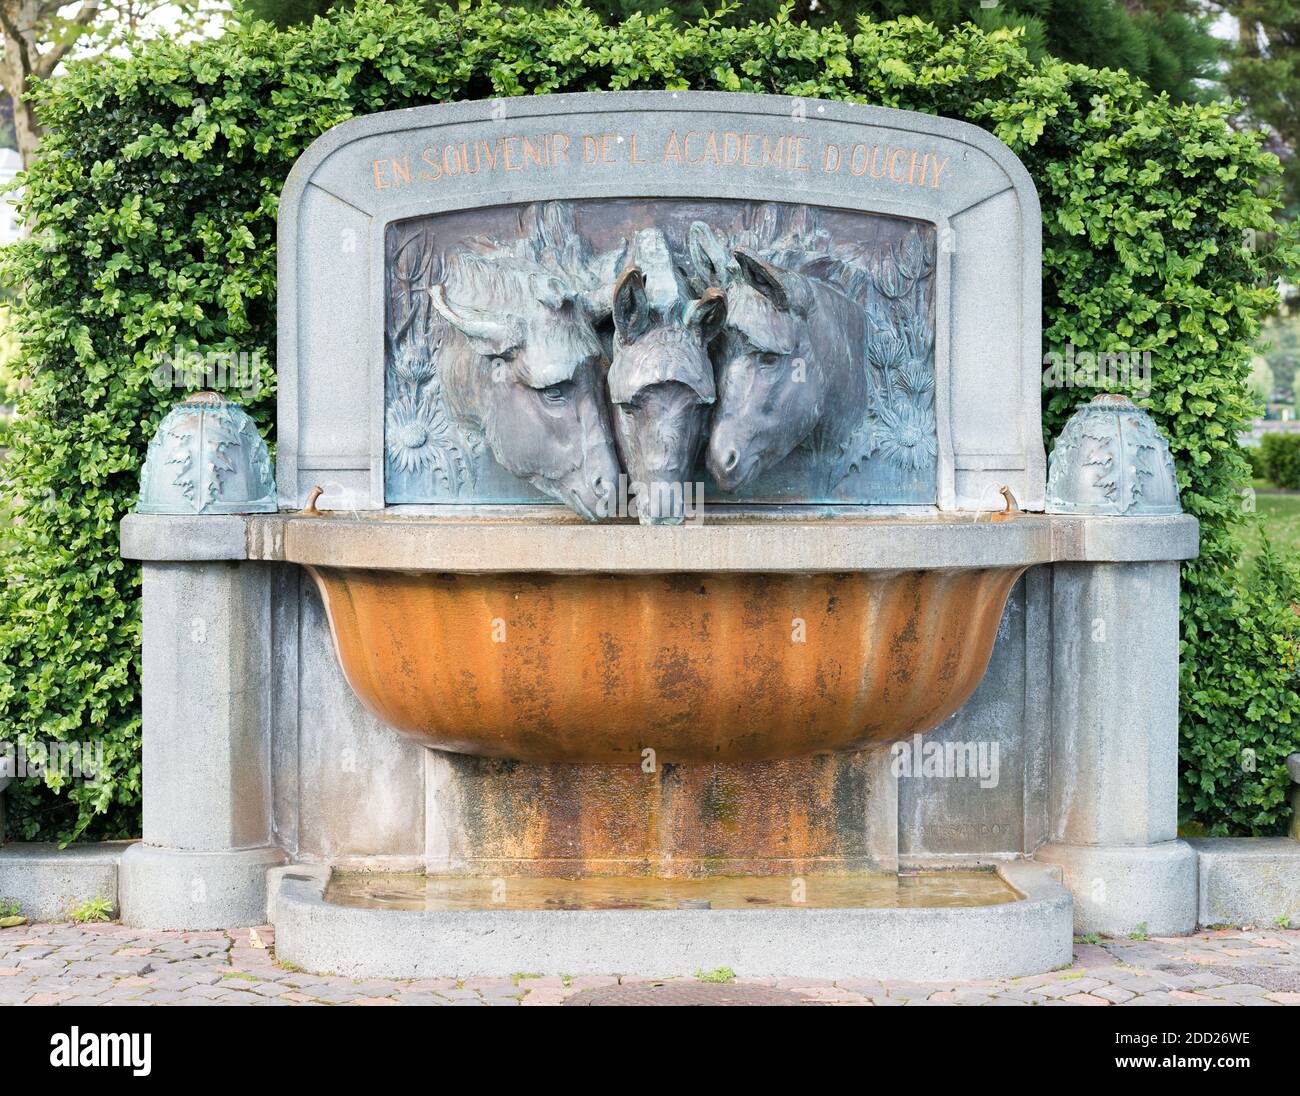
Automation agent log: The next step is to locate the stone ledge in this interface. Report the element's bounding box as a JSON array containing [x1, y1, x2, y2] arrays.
[[272, 860, 1072, 980], [120, 510, 1200, 570], [0, 841, 127, 921], [1189, 837, 1300, 929], [1050, 514, 1201, 564], [120, 513, 248, 561]]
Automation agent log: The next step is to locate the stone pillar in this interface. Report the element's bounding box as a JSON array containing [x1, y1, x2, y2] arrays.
[[1035, 394, 1198, 936], [1037, 560, 1197, 935], [119, 561, 285, 929]]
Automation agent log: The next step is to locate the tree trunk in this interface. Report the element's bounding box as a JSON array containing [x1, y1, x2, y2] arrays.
[[0, 0, 46, 169]]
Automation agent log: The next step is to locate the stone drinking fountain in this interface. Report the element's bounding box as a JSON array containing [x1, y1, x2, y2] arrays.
[[118, 92, 1201, 979]]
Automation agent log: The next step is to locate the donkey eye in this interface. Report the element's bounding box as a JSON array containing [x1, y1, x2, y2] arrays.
[[757, 352, 783, 368], [540, 382, 572, 404]]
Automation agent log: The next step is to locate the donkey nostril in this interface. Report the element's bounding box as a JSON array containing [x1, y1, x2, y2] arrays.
[[592, 474, 611, 497], [722, 448, 739, 473]]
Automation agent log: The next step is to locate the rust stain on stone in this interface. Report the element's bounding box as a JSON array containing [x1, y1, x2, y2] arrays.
[[307, 566, 1024, 764], [436, 750, 888, 877]]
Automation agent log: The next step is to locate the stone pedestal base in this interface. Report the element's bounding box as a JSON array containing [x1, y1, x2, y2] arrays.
[[1037, 840, 1197, 937], [120, 843, 286, 930], [425, 747, 899, 877]]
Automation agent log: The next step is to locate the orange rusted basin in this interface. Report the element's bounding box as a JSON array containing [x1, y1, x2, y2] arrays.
[[307, 566, 1023, 764]]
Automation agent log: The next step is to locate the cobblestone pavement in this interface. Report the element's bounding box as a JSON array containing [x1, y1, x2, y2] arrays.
[[1, 922, 1298, 1005]]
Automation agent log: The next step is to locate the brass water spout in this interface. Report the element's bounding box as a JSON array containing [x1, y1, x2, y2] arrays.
[[990, 486, 1020, 522], [300, 485, 327, 518]]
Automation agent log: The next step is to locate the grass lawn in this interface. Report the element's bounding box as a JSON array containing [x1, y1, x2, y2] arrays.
[[1239, 480, 1300, 572]]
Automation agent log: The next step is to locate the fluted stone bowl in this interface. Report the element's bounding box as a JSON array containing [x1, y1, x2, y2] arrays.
[[307, 554, 1024, 764]]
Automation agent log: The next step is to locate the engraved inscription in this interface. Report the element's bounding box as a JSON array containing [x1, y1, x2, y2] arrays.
[[372, 128, 953, 194]]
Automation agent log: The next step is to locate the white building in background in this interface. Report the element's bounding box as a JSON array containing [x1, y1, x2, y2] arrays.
[[0, 148, 20, 244]]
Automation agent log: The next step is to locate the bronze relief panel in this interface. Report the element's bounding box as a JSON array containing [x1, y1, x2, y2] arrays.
[[384, 198, 937, 519]]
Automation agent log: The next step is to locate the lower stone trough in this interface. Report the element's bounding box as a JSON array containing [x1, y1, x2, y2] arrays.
[[87, 92, 1297, 978], [272, 862, 1071, 981]]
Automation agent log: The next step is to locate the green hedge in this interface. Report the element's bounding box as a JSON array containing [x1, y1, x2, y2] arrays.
[[1244, 444, 1269, 482], [1259, 433, 1300, 490], [1, 0, 1297, 840]]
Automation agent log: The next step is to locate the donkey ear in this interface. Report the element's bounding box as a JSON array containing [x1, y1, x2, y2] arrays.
[[429, 284, 521, 357], [687, 287, 727, 343], [530, 273, 571, 311], [687, 221, 730, 293], [578, 239, 629, 319], [733, 249, 810, 316], [612, 266, 652, 344]]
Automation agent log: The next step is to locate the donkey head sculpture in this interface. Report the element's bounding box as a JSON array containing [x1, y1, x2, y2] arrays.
[[686, 221, 871, 493], [607, 228, 726, 524], [429, 247, 620, 520]]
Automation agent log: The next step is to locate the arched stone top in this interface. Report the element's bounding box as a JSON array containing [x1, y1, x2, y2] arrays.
[[278, 91, 1044, 512]]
